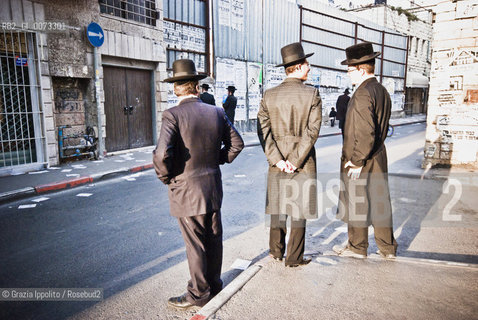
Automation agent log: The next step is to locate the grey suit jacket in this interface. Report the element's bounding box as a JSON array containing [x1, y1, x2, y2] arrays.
[[257, 77, 322, 218], [153, 97, 244, 217]]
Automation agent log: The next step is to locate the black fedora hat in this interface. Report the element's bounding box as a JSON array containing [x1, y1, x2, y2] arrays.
[[201, 83, 210, 89], [341, 42, 381, 65], [227, 85, 236, 92], [275, 42, 314, 67], [164, 59, 207, 83]]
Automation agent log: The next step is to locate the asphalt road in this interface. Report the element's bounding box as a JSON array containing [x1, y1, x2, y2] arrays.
[[3, 123, 472, 319]]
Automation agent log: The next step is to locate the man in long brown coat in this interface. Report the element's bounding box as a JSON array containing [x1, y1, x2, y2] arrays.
[[257, 42, 322, 267], [334, 42, 398, 259], [153, 59, 244, 309]]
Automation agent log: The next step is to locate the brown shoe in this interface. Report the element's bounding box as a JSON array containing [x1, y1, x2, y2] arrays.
[[167, 293, 197, 309], [286, 257, 312, 268]]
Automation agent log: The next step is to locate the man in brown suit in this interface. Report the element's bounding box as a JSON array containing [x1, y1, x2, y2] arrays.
[[334, 42, 398, 259], [153, 59, 244, 309], [257, 42, 322, 267]]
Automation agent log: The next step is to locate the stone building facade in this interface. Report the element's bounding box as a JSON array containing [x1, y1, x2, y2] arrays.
[[0, 0, 168, 174], [423, 0, 478, 167]]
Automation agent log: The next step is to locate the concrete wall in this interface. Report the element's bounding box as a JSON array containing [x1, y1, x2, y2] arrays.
[[423, 0, 478, 168]]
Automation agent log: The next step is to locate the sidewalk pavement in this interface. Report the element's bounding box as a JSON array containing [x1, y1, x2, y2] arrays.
[[0, 114, 428, 204]]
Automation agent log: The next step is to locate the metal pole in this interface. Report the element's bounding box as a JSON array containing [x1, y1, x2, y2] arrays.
[[380, 31, 385, 83], [94, 46, 104, 158]]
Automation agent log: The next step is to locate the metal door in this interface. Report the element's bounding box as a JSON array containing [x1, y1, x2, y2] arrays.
[[103, 66, 153, 152]]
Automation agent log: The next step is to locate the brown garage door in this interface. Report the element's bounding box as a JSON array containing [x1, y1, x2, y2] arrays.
[[103, 66, 153, 152]]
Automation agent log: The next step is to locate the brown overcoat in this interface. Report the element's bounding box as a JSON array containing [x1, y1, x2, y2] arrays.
[[257, 78, 322, 219], [153, 97, 244, 217], [337, 77, 393, 227]]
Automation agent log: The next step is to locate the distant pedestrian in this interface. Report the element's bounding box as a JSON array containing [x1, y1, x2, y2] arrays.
[[223, 85, 237, 123], [334, 42, 397, 260], [257, 42, 322, 268], [329, 107, 337, 127], [153, 59, 244, 310], [200, 83, 216, 106], [336, 88, 350, 136]]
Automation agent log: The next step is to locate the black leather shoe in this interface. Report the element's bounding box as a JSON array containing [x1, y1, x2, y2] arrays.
[[167, 293, 197, 309], [286, 257, 312, 268]]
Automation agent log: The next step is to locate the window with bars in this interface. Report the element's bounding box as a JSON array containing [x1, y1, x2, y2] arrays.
[[99, 0, 158, 27], [163, 0, 208, 73], [1, 32, 42, 168]]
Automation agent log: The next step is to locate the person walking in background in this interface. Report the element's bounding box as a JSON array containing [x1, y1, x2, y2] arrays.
[[334, 42, 397, 260], [153, 59, 244, 309], [199, 83, 216, 106], [257, 42, 322, 268], [336, 88, 350, 136], [223, 85, 237, 123], [329, 107, 337, 127]]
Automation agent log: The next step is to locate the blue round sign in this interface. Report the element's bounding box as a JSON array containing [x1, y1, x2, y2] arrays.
[[86, 22, 104, 47]]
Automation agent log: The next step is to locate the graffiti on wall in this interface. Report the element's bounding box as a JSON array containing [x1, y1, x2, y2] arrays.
[[247, 62, 262, 119]]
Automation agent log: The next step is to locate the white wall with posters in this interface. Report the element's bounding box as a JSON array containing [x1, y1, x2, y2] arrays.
[[214, 58, 263, 121]]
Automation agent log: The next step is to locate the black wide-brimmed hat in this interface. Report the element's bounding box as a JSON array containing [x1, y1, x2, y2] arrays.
[[227, 85, 236, 92], [201, 83, 210, 89], [164, 59, 207, 83], [344, 88, 350, 94], [275, 42, 314, 67], [341, 42, 381, 66]]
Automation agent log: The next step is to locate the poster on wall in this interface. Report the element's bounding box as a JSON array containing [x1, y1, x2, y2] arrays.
[[215, 58, 247, 121], [264, 64, 285, 90], [247, 62, 262, 119], [231, 0, 244, 31], [166, 71, 179, 108], [164, 21, 206, 53], [218, 0, 244, 31], [218, 0, 231, 27]]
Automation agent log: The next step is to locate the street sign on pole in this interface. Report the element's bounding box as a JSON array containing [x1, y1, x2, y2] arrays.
[[86, 22, 105, 158], [86, 22, 104, 48]]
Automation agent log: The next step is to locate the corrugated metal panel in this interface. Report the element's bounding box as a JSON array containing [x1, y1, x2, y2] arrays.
[[263, 0, 300, 64], [383, 61, 405, 78], [213, 0, 299, 64], [212, 0, 245, 60], [303, 9, 355, 37], [384, 32, 407, 48], [358, 27, 382, 44], [383, 46, 406, 64]]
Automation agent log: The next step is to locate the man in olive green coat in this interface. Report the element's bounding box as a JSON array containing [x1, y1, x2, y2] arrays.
[[257, 42, 322, 267], [334, 42, 398, 259]]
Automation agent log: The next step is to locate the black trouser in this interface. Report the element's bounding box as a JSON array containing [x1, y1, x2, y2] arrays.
[[177, 211, 223, 306], [269, 214, 306, 266], [347, 225, 398, 256]]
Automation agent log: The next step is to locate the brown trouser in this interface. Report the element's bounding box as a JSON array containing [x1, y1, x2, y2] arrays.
[[177, 211, 223, 306], [347, 225, 398, 256], [269, 214, 306, 266]]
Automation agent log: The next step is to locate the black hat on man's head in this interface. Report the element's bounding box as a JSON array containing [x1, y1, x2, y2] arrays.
[[201, 83, 210, 90], [227, 85, 236, 92], [341, 42, 380, 66], [164, 59, 207, 83], [275, 42, 314, 67], [344, 88, 350, 94]]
